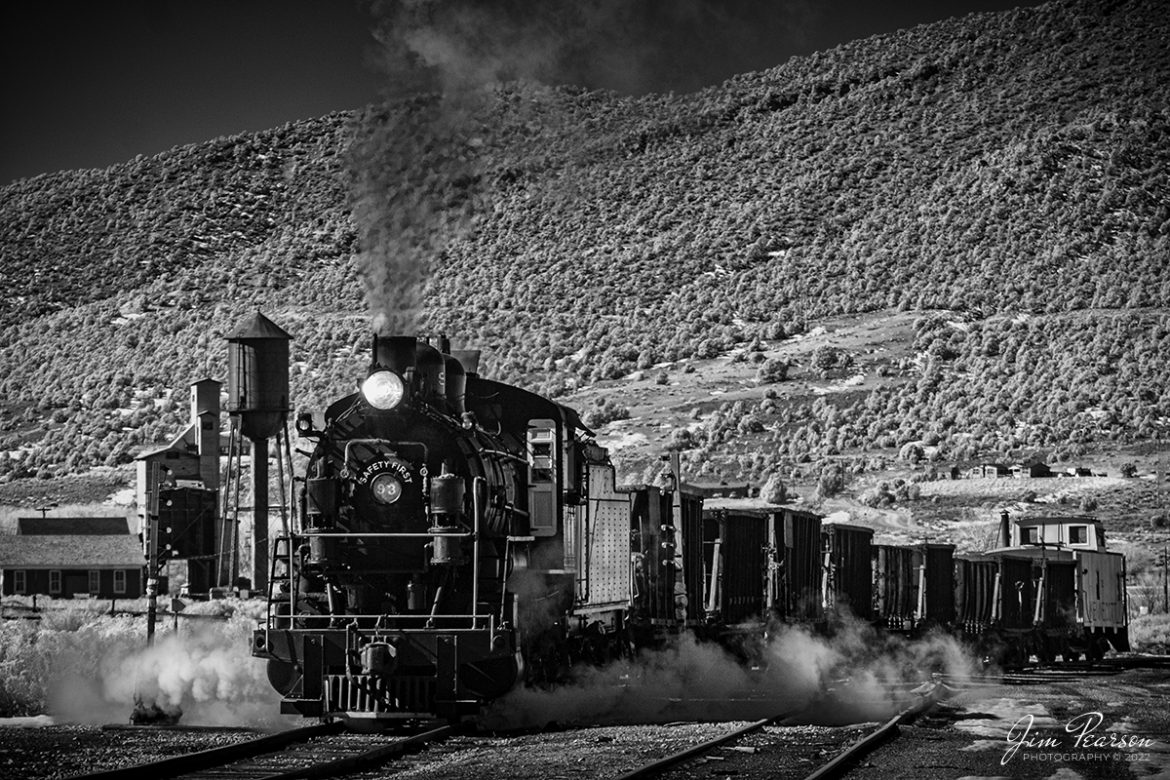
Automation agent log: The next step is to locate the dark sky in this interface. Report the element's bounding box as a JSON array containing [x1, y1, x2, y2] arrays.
[[1, 0, 1046, 185]]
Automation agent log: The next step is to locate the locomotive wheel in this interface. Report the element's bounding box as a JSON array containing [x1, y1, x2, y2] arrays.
[[1036, 636, 1055, 665], [1085, 636, 1105, 663]]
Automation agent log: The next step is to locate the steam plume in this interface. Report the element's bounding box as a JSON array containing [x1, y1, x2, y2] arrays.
[[46, 616, 286, 727], [482, 619, 976, 729], [351, 0, 814, 333]]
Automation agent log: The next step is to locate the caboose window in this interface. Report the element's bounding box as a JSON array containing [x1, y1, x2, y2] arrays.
[[1023, 527, 1040, 544], [1069, 526, 1087, 544]]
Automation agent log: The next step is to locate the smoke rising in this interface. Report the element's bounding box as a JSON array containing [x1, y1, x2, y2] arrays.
[[366, 0, 816, 97], [481, 619, 976, 729], [351, 0, 815, 334]]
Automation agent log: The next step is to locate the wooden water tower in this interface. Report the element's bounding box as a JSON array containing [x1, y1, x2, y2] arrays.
[[226, 311, 292, 595]]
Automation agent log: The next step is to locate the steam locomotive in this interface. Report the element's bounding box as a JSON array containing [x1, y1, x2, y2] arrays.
[[251, 334, 1129, 725], [253, 333, 699, 722]]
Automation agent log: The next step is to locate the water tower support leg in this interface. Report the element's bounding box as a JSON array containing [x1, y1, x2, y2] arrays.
[[252, 438, 268, 595]]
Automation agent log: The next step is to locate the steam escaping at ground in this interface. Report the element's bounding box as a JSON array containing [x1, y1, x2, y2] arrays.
[[481, 619, 977, 729], [42, 616, 286, 727]]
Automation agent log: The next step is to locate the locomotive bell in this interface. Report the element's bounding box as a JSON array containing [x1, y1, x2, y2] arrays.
[[414, 342, 446, 402], [443, 354, 466, 414]]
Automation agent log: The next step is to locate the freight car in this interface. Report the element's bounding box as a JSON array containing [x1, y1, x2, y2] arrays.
[[871, 542, 956, 633], [698, 505, 823, 635]]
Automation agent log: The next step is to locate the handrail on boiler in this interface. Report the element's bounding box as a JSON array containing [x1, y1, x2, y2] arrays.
[[301, 531, 473, 538], [471, 476, 484, 629]]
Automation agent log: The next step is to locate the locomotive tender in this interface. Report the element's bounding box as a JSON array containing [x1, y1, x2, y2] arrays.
[[252, 332, 1128, 724]]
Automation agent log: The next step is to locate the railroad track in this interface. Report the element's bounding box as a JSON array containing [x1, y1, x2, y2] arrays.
[[936, 654, 1167, 688], [69, 722, 457, 780], [611, 680, 945, 780]]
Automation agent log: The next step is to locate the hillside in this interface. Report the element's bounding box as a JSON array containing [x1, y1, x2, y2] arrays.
[[0, 0, 1168, 533]]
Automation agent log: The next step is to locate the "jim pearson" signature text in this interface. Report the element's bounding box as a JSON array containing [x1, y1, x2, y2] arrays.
[[1003, 711, 1155, 765]]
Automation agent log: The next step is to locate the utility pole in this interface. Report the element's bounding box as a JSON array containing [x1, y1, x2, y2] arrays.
[[1155, 542, 1165, 617]]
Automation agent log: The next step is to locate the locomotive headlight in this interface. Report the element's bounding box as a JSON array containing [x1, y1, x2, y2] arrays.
[[370, 473, 404, 504], [361, 370, 405, 410]]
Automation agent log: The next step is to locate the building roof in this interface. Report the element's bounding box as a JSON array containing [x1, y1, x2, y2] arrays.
[[16, 517, 131, 535], [226, 310, 292, 341], [1015, 515, 1102, 526], [0, 534, 144, 568]]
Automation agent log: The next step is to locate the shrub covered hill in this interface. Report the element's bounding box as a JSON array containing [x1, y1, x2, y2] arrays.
[[1, 0, 1168, 520]]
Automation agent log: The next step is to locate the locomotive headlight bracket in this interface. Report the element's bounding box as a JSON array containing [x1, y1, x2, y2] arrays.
[[361, 370, 406, 410]]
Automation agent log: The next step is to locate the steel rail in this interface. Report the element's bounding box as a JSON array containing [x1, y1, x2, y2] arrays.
[[254, 723, 457, 780], [67, 722, 341, 780], [802, 682, 943, 780], [612, 710, 795, 780]]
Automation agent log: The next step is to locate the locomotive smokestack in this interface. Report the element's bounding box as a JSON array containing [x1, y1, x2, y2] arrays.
[[999, 510, 1011, 548], [372, 334, 418, 377]]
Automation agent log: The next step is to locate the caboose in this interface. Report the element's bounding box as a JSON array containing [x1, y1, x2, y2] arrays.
[[954, 512, 1128, 665], [994, 512, 1129, 660]]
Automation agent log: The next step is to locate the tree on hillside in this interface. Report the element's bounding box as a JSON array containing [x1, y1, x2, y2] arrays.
[[761, 473, 788, 504]]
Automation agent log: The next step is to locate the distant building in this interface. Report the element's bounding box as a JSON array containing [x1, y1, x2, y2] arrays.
[[686, 480, 757, 499], [966, 463, 1010, 479], [1010, 461, 1053, 479], [0, 516, 145, 598]]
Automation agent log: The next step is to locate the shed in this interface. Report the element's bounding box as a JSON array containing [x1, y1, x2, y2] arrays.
[[0, 534, 145, 598]]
